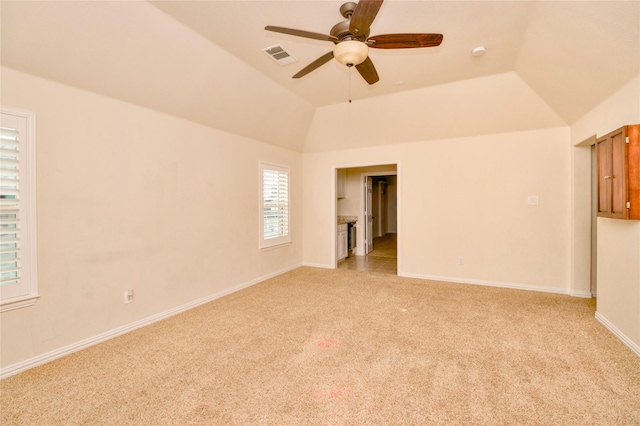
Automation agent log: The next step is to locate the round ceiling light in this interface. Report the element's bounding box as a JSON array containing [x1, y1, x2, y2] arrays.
[[333, 40, 369, 66]]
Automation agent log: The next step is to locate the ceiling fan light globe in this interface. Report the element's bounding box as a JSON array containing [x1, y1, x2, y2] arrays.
[[333, 40, 369, 66]]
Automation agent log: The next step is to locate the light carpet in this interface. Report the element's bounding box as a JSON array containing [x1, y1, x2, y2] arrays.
[[2, 267, 640, 425]]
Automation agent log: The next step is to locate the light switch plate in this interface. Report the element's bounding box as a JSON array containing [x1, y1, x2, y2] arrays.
[[527, 196, 539, 205]]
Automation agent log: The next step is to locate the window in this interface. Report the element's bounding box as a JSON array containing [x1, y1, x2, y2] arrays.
[[259, 162, 290, 248], [1, 108, 38, 312]]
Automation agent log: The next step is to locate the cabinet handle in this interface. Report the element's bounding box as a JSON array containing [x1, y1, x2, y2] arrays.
[[604, 175, 611, 179]]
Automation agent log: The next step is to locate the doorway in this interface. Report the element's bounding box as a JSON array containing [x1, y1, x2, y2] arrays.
[[336, 165, 398, 274], [367, 175, 397, 254], [572, 139, 597, 298]]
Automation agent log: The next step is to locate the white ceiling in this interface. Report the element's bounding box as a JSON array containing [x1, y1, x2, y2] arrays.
[[1, 1, 639, 151], [152, 0, 535, 104]]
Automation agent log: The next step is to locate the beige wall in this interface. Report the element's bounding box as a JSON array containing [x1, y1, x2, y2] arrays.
[[0, 68, 303, 369], [304, 127, 572, 292], [597, 221, 640, 345], [571, 75, 640, 351], [304, 72, 566, 153]]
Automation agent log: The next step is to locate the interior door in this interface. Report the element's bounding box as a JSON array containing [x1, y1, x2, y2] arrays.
[[366, 177, 373, 254]]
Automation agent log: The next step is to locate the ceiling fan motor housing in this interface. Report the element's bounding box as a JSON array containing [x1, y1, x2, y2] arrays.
[[332, 2, 369, 41], [331, 19, 369, 41], [340, 2, 358, 19]]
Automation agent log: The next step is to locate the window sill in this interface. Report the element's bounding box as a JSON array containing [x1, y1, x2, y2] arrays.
[[1, 294, 40, 313], [260, 241, 292, 252]]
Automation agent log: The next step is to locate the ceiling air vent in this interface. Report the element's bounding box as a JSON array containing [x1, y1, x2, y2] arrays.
[[262, 44, 297, 66]]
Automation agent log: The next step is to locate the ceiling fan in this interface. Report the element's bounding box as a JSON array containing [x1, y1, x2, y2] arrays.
[[265, 0, 443, 85]]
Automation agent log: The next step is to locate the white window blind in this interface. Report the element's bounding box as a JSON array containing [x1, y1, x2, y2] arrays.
[[260, 162, 290, 248], [1, 127, 20, 286], [0, 109, 38, 312]]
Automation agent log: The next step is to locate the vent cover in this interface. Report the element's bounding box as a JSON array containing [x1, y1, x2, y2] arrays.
[[262, 44, 297, 65]]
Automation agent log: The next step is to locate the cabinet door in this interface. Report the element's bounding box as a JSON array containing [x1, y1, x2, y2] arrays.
[[597, 128, 627, 218], [337, 224, 347, 260], [596, 136, 611, 216], [337, 230, 347, 260], [597, 124, 640, 220], [610, 129, 628, 218]]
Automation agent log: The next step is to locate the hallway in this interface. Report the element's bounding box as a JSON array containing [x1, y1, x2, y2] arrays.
[[337, 233, 397, 274]]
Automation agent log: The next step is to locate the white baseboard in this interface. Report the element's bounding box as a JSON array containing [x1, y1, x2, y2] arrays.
[[569, 289, 593, 298], [301, 262, 333, 269], [398, 272, 571, 295], [0, 263, 302, 380], [595, 312, 640, 357]]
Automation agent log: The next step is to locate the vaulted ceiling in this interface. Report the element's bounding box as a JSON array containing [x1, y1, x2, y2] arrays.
[[2, 1, 639, 152]]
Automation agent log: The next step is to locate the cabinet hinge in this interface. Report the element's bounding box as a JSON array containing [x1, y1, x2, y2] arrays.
[[626, 137, 630, 144], [627, 201, 631, 209]]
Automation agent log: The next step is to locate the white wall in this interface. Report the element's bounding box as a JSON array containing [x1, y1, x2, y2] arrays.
[[304, 127, 572, 292], [0, 68, 303, 371], [571, 75, 640, 352]]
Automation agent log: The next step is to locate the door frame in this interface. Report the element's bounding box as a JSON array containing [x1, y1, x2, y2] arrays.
[[571, 138, 597, 298], [366, 176, 373, 254], [360, 170, 397, 257], [333, 163, 400, 271]]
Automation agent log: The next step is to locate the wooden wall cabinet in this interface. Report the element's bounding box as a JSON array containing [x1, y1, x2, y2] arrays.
[[596, 124, 640, 220]]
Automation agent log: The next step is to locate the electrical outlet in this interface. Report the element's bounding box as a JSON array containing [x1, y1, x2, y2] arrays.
[[124, 289, 134, 304], [458, 256, 464, 265]]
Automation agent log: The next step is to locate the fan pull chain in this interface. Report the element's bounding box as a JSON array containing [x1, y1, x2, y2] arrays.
[[348, 65, 353, 103]]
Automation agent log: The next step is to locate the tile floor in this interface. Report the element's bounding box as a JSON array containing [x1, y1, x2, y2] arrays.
[[337, 234, 397, 275]]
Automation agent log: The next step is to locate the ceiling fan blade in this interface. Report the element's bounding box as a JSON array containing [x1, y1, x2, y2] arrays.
[[292, 51, 335, 79], [349, 0, 384, 38], [368, 33, 444, 49], [355, 56, 379, 85], [265, 26, 338, 43]]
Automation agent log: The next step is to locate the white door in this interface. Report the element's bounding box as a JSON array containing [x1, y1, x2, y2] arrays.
[[366, 177, 373, 254]]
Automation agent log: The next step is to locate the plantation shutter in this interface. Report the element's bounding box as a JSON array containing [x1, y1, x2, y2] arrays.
[[263, 168, 289, 239], [0, 108, 37, 312], [0, 126, 21, 287], [260, 162, 290, 248]]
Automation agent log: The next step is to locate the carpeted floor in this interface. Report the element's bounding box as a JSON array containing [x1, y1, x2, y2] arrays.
[[2, 267, 640, 425]]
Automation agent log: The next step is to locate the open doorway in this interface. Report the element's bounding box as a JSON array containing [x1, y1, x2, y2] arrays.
[[336, 165, 397, 274], [573, 138, 597, 299], [366, 174, 397, 254]]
